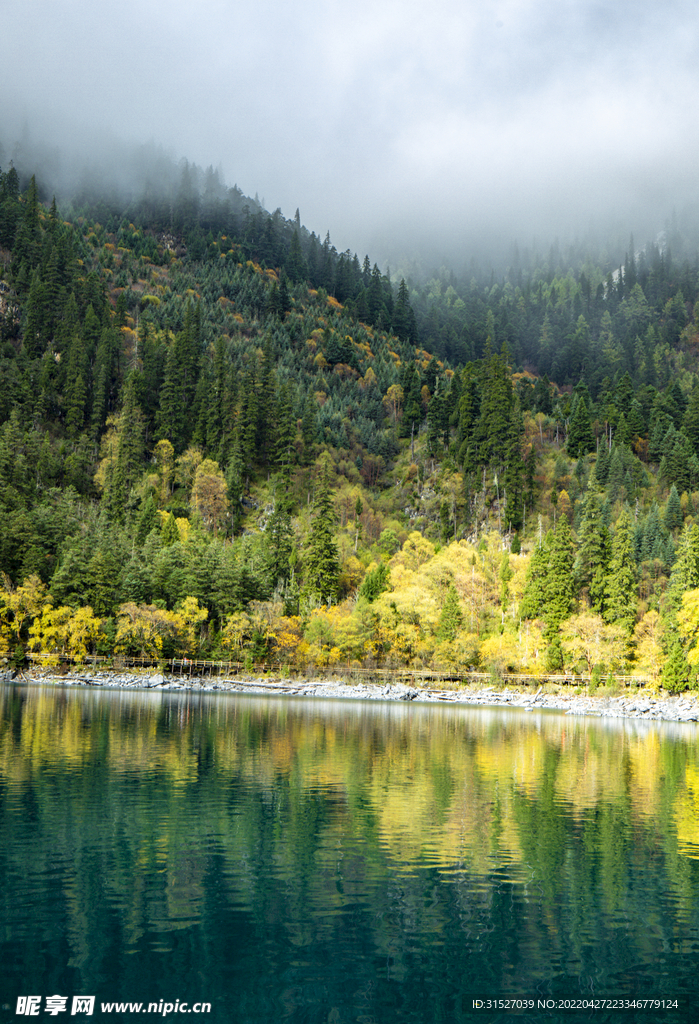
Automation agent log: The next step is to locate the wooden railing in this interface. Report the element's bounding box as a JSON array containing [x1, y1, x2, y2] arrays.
[[24, 653, 651, 689]]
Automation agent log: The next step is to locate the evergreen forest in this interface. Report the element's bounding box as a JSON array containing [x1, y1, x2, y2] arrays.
[[3, 143, 699, 691]]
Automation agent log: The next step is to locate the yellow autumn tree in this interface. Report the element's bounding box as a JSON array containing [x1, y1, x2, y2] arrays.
[[115, 603, 173, 658], [560, 612, 626, 673], [191, 458, 229, 533], [479, 631, 521, 674], [219, 604, 275, 664], [382, 383, 403, 430], [633, 610, 665, 683], [171, 597, 209, 656], [302, 603, 368, 666], [175, 446, 203, 493], [0, 574, 49, 656], [28, 605, 102, 665], [676, 589, 699, 668], [219, 611, 250, 661]]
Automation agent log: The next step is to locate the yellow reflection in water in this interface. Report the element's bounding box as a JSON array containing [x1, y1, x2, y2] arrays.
[[2, 685, 699, 884]]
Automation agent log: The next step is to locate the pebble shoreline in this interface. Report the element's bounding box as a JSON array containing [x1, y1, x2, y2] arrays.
[[15, 669, 699, 724]]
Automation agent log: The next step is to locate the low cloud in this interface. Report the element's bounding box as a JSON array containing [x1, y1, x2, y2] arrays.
[[4, 0, 698, 267]]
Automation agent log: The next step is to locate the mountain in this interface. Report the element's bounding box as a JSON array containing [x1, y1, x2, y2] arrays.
[[2, 143, 699, 690]]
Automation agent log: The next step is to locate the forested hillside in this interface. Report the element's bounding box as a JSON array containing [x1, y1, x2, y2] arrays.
[[3, 149, 699, 690]]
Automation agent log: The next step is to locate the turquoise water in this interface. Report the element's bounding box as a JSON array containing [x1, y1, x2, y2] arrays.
[[2, 683, 699, 1023]]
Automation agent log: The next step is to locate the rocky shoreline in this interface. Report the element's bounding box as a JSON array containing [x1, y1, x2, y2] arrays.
[[10, 668, 699, 724]]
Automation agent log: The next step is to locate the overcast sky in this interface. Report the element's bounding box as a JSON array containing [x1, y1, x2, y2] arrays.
[[3, 0, 699, 268]]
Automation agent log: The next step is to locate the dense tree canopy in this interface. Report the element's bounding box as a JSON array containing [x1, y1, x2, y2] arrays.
[[3, 145, 699, 688]]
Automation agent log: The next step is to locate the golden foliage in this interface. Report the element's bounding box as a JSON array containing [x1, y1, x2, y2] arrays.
[[191, 459, 228, 533], [677, 589, 699, 666], [115, 599, 208, 659], [634, 610, 665, 681], [0, 575, 49, 655], [29, 606, 101, 664], [561, 612, 626, 673]]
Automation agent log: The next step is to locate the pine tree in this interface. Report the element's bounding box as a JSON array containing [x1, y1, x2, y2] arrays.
[[285, 229, 307, 283], [301, 393, 318, 465], [503, 413, 525, 530], [357, 562, 389, 602], [594, 441, 610, 486], [265, 493, 294, 591], [392, 278, 414, 343], [603, 508, 637, 636], [22, 269, 47, 357], [683, 384, 699, 456], [437, 583, 463, 641], [63, 332, 89, 438], [303, 465, 340, 606], [661, 639, 691, 693], [106, 373, 146, 520], [12, 176, 42, 280], [542, 517, 575, 669], [474, 351, 514, 468], [575, 495, 610, 613], [256, 339, 278, 462], [135, 495, 159, 546], [162, 511, 181, 546], [274, 383, 296, 472], [666, 522, 699, 612], [157, 342, 186, 451], [567, 395, 595, 458], [607, 446, 625, 501], [520, 530, 552, 620], [664, 484, 683, 532]]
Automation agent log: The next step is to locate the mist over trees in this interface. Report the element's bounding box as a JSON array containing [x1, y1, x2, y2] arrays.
[[3, 132, 699, 689]]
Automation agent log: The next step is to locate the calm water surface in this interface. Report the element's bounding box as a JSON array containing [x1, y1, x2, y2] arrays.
[[2, 683, 699, 1023]]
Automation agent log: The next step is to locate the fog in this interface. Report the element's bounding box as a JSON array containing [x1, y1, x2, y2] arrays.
[[4, 0, 699, 272]]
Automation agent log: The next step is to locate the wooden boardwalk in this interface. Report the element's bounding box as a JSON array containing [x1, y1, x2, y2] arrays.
[[25, 653, 651, 689]]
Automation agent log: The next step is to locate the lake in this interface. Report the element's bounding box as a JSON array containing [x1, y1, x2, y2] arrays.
[[1, 682, 699, 1023]]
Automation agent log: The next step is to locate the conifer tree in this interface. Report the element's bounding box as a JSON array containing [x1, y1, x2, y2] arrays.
[[607, 446, 625, 501], [303, 465, 340, 606], [567, 395, 595, 458], [664, 484, 683, 532], [301, 393, 318, 464], [437, 583, 463, 641], [392, 278, 415, 343], [474, 351, 514, 468], [157, 342, 186, 451], [206, 336, 227, 455], [520, 530, 552, 621], [265, 492, 294, 592], [357, 562, 389, 603], [274, 383, 296, 472], [257, 340, 277, 462], [106, 373, 146, 520], [135, 495, 159, 546], [162, 512, 180, 546], [683, 384, 699, 456], [503, 413, 525, 530], [594, 441, 610, 486], [542, 517, 575, 670], [666, 522, 699, 612], [239, 366, 259, 473], [603, 508, 637, 636], [286, 229, 307, 283], [12, 176, 42, 279], [575, 495, 610, 613], [22, 269, 47, 357], [86, 547, 121, 617], [661, 639, 691, 693]]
